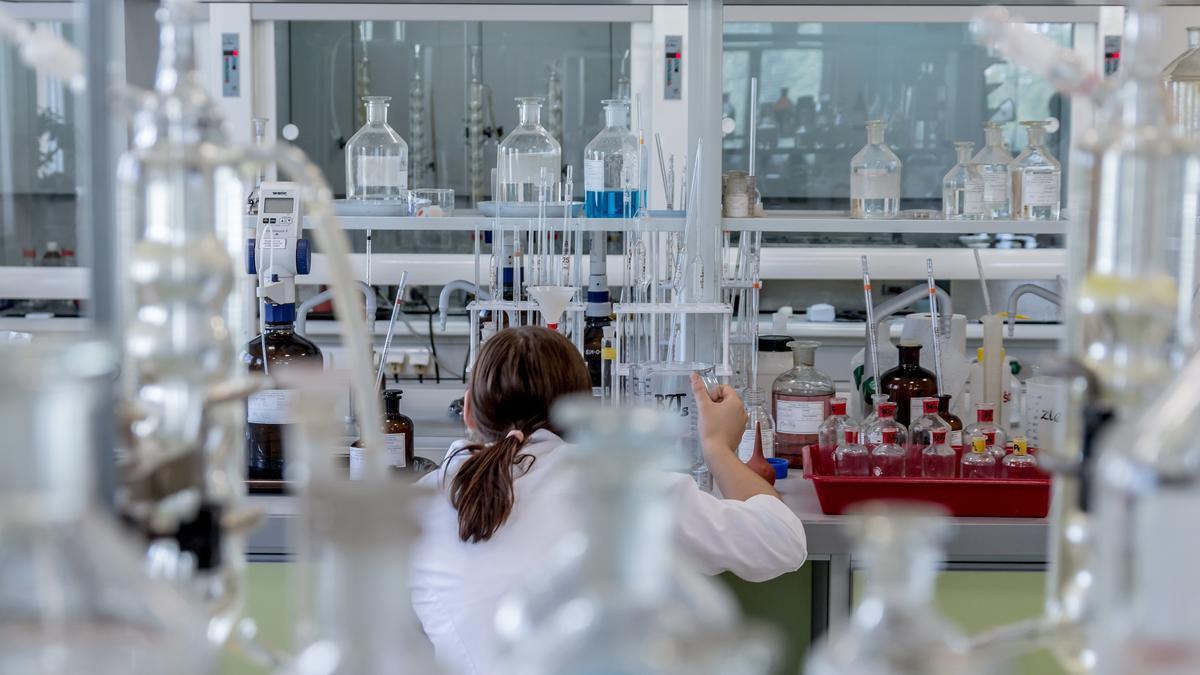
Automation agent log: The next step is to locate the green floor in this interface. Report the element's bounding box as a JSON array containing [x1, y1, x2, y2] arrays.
[[225, 563, 1062, 675]]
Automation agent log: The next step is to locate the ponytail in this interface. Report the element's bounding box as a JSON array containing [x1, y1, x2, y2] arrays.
[[448, 430, 539, 543]]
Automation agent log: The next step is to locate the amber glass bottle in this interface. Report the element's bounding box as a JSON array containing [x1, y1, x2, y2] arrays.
[[937, 394, 964, 450], [383, 389, 415, 469], [879, 342, 938, 426], [244, 303, 323, 481]]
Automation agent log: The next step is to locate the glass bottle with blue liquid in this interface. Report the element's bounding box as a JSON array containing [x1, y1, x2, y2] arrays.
[[584, 99, 641, 218]]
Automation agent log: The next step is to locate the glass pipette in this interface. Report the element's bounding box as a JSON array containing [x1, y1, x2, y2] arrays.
[[862, 256, 881, 397], [927, 258, 946, 396]]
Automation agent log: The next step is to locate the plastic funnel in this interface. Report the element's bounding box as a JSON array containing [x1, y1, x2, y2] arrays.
[[528, 285, 574, 328]]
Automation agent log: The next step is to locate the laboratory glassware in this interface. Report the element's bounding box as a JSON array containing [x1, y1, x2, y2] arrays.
[[746, 422, 777, 485], [584, 99, 640, 217], [836, 426, 870, 477], [963, 404, 1007, 455], [345, 95, 409, 200], [631, 362, 719, 492], [859, 393, 889, 440], [584, 313, 612, 395], [938, 394, 965, 449], [922, 428, 957, 478], [243, 304, 324, 481], [409, 44, 429, 189], [943, 141, 983, 220], [865, 401, 909, 451], [817, 398, 854, 474], [910, 397, 952, 476], [0, 338, 213, 674], [383, 389, 415, 469], [772, 340, 835, 467], [983, 430, 1006, 462], [961, 436, 998, 478], [879, 342, 939, 426], [1001, 437, 1039, 479], [497, 97, 562, 203], [971, 123, 1013, 219], [756, 335, 794, 394], [806, 502, 972, 675], [408, 188, 454, 216], [1011, 121, 1062, 221], [1162, 26, 1200, 137], [467, 45, 487, 205], [738, 387, 775, 462], [871, 428, 907, 477], [496, 399, 778, 675], [849, 120, 901, 219]]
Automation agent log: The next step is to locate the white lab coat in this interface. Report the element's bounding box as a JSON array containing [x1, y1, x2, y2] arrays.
[[409, 429, 808, 675]]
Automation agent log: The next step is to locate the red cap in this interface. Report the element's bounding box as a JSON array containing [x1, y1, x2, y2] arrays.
[[882, 428, 898, 444], [977, 405, 995, 423], [985, 430, 997, 444], [922, 398, 939, 415], [880, 402, 897, 418], [831, 398, 847, 416], [931, 428, 947, 443], [844, 428, 858, 444]]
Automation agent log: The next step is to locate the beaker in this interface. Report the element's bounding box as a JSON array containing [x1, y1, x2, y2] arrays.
[[630, 361, 718, 491]]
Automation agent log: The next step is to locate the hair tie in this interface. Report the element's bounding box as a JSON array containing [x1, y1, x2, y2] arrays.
[[505, 429, 526, 443]]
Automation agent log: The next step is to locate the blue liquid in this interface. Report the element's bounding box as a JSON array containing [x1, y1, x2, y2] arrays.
[[586, 190, 643, 218]]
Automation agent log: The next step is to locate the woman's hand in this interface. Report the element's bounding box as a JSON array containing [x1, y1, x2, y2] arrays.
[[690, 373, 747, 458]]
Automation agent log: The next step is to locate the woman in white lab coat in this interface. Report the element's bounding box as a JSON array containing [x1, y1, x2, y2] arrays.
[[410, 326, 807, 675]]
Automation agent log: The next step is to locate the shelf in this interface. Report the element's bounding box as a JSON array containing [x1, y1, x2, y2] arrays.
[[297, 213, 686, 233], [722, 211, 1069, 235]]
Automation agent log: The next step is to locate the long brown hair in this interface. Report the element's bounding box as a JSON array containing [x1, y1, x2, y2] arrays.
[[449, 326, 591, 543]]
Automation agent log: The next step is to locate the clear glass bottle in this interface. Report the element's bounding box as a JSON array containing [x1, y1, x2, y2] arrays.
[[836, 426, 870, 477], [345, 95, 408, 200], [772, 340, 835, 467], [1163, 26, 1200, 137], [1011, 121, 1062, 221], [960, 435, 998, 479], [943, 141, 983, 220], [871, 428, 907, 477], [817, 397, 854, 475], [963, 404, 1007, 457], [584, 99, 640, 218], [737, 387, 775, 462], [806, 502, 972, 675], [1001, 436, 1039, 479], [865, 400, 909, 451], [983, 429, 1006, 463], [496, 400, 777, 675], [970, 122, 1013, 219], [497, 97, 562, 203], [243, 302, 324, 483], [922, 428, 957, 478], [849, 120, 901, 219], [909, 397, 951, 476], [879, 342, 939, 426], [859, 393, 889, 440]]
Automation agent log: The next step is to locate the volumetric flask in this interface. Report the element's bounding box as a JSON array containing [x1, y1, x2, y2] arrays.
[[630, 361, 718, 492]]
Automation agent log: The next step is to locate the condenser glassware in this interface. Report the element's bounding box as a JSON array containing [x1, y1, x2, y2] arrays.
[[738, 387, 775, 462], [1001, 437, 1039, 478], [836, 426, 870, 476], [495, 400, 778, 675], [961, 436, 998, 478], [772, 340, 835, 466], [1163, 27, 1200, 137], [584, 99, 640, 218], [943, 141, 983, 220], [1011, 121, 1062, 220], [497, 97, 562, 203], [922, 428, 957, 478], [806, 502, 973, 675], [971, 123, 1013, 219], [871, 428, 907, 477], [345, 96, 408, 200], [849, 120, 901, 219], [409, 44, 429, 189]]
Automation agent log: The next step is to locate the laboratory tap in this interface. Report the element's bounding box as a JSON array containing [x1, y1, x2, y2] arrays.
[[438, 280, 492, 330], [1006, 283, 1063, 337], [870, 283, 954, 339]]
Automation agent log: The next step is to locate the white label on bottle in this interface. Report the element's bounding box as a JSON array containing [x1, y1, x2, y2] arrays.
[[349, 447, 364, 480], [776, 400, 826, 435], [247, 389, 297, 425], [357, 156, 406, 190], [963, 178, 984, 214], [951, 430, 964, 448], [384, 433, 408, 468], [584, 159, 605, 192], [852, 169, 900, 200], [724, 192, 749, 218], [737, 428, 775, 462], [1021, 172, 1060, 207], [982, 172, 1008, 203]]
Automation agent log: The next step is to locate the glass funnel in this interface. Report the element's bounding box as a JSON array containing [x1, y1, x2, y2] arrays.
[[1011, 121, 1061, 221], [943, 141, 982, 220], [584, 99, 640, 218], [497, 97, 562, 203], [1163, 26, 1200, 137], [495, 398, 777, 675], [849, 120, 901, 219], [345, 96, 409, 200], [970, 123, 1012, 220], [0, 338, 213, 674], [806, 502, 976, 675]]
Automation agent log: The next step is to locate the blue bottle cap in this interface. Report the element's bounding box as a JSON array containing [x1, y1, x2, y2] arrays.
[[264, 302, 296, 325], [767, 457, 789, 479]]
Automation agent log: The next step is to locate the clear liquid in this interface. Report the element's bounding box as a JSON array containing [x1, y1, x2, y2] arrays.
[[870, 446, 906, 477], [836, 447, 870, 476], [1001, 455, 1040, 479], [497, 153, 561, 202], [961, 455, 997, 479], [850, 196, 900, 219], [585, 190, 642, 218], [921, 449, 957, 477], [977, 165, 1011, 219]]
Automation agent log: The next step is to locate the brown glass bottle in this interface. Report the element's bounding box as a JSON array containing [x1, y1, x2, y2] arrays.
[[937, 394, 964, 450], [244, 307, 323, 481], [583, 314, 610, 394], [383, 389, 415, 469], [878, 342, 938, 427]]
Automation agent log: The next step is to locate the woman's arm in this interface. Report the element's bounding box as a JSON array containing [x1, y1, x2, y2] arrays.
[[689, 374, 779, 501]]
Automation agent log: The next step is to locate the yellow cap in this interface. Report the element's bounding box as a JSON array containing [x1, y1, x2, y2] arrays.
[[972, 436, 986, 453], [977, 347, 984, 361], [1014, 437, 1028, 455]]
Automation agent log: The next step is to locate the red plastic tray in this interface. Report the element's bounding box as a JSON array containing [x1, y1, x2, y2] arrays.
[[809, 474, 1051, 518]]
